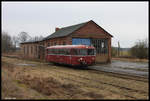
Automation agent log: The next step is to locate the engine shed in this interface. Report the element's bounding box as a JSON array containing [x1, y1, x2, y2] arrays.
[[21, 20, 113, 63]]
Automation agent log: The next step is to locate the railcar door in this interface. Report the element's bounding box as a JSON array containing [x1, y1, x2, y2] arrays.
[[70, 48, 80, 65]]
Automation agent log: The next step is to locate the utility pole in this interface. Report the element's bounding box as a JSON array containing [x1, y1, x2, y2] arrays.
[[118, 41, 120, 57]]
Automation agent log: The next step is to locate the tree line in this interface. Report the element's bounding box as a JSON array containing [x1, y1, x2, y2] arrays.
[[111, 38, 149, 59], [2, 31, 43, 53]]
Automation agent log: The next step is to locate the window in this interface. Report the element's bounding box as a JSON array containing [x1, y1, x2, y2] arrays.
[[71, 49, 94, 55], [92, 39, 108, 54], [71, 49, 78, 55], [48, 42, 50, 47], [101, 42, 104, 48], [31, 46, 33, 54], [88, 49, 95, 55], [63, 41, 66, 45], [27, 45, 29, 54], [50, 49, 53, 54], [55, 49, 58, 54], [65, 49, 70, 55], [23, 46, 25, 54], [35, 46, 38, 55], [78, 49, 87, 55], [54, 42, 57, 45]]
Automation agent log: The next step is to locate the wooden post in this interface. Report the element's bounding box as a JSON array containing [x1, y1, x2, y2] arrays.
[[118, 41, 120, 57], [108, 38, 111, 63]]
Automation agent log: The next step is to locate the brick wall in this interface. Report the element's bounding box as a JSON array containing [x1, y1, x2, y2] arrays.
[[71, 21, 111, 38], [70, 21, 112, 63], [21, 43, 39, 59], [45, 37, 72, 47]]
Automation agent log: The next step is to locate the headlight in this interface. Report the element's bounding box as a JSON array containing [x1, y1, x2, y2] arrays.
[[92, 57, 95, 60], [78, 58, 83, 62]]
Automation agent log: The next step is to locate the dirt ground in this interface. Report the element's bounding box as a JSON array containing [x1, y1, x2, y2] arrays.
[[1, 56, 149, 100]]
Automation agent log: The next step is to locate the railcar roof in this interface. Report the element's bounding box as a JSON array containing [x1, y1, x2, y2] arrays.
[[46, 45, 95, 49]]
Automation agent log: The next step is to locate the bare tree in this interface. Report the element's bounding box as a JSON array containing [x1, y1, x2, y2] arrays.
[[2, 31, 13, 53], [31, 35, 44, 41], [39, 35, 44, 41], [18, 31, 31, 43], [33, 36, 39, 41], [12, 36, 19, 48]]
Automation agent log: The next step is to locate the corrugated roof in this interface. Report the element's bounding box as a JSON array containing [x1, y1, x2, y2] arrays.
[[43, 21, 88, 40]]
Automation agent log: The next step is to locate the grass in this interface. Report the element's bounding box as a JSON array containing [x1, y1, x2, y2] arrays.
[[1, 56, 149, 100]]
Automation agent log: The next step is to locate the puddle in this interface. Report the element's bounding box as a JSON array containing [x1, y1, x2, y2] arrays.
[[102, 60, 148, 69], [89, 60, 149, 77], [16, 63, 36, 67]]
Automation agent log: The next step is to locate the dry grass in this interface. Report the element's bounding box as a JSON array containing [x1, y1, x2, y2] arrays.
[[1, 62, 46, 99], [1, 56, 149, 100]]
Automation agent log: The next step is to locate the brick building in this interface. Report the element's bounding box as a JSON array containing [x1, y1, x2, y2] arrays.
[[21, 20, 113, 63]]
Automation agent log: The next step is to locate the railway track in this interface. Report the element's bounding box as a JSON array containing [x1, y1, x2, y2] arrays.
[[87, 68, 148, 82], [46, 67, 148, 93], [44, 63, 148, 82], [38, 67, 147, 99]]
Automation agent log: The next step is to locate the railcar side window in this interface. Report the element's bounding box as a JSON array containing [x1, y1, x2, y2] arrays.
[[60, 49, 64, 55], [88, 49, 95, 55], [52, 49, 55, 54], [49, 49, 52, 54], [66, 49, 70, 55], [79, 49, 87, 55], [71, 49, 78, 55], [48, 49, 51, 54], [55, 49, 59, 54]]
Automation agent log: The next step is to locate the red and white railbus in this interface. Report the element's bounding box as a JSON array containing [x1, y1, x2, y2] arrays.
[[46, 45, 96, 66]]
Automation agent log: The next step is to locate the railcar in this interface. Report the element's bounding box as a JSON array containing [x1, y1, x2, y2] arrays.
[[46, 45, 96, 66]]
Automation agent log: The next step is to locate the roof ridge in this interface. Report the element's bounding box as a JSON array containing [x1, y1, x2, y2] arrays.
[[60, 20, 89, 29]]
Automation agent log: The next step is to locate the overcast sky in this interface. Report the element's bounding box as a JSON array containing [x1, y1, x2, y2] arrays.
[[2, 2, 149, 48]]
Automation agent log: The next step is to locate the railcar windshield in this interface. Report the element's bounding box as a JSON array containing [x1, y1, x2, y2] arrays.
[[87, 49, 95, 55], [72, 49, 95, 55], [78, 49, 87, 55]]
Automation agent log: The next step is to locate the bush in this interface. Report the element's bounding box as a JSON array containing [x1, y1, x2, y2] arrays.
[[130, 39, 148, 59]]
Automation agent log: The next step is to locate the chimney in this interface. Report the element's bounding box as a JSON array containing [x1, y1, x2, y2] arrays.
[[55, 27, 60, 32]]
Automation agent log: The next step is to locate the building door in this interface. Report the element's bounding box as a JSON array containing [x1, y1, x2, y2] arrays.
[[38, 45, 45, 59], [72, 38, 91, 45]]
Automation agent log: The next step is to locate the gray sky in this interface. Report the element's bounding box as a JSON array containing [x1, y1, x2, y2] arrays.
[[2, 2, 149, 48]]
